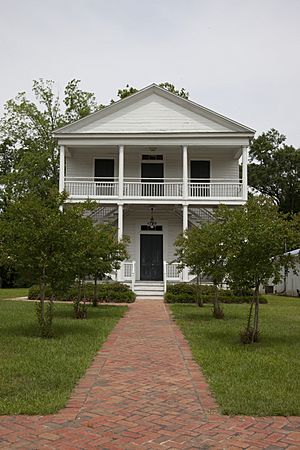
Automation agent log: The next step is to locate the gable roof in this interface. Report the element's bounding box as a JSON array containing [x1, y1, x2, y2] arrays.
[[54, 84, 255, 136]]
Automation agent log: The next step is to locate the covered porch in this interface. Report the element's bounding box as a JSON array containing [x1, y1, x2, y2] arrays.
[[60, 144, 248, 204]]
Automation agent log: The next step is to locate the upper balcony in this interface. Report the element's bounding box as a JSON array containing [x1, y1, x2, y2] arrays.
[[64, 176, 244, 203]]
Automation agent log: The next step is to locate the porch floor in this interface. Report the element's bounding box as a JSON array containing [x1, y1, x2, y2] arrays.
[[1, 300, 299, 449]]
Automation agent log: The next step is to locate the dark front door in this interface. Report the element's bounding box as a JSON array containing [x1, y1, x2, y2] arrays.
[[94, 159, 114, 182], [141, 163, 164, 196], [140, 234, 163, 280]]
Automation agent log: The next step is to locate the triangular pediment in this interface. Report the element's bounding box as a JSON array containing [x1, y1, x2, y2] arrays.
[[55, 84, 254, 135]]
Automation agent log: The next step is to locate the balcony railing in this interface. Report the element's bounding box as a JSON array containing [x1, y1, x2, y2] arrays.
[[64, 177, 243, 199]]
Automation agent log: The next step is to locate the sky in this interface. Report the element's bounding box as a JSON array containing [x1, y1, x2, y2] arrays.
[[0, 0, 299, 146]]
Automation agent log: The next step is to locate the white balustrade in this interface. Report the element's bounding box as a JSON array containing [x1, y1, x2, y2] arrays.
[[64, 177, 243, 200], [164, 262, 183, 292], [123, 180, 182, 198], [65, 178, 118, 198], [188, 181, 242, 198], [123, 261, 136, 291]]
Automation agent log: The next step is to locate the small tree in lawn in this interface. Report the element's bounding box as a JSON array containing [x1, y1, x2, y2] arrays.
[[175, 222, 227, 318], [218, 196, 297, 343], [88, 224, 128, 307], [1, 190, 68, 337]]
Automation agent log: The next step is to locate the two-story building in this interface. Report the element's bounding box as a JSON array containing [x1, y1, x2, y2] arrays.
[[54, 84, 255, 296]]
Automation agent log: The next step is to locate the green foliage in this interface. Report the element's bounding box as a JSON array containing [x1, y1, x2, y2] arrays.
[[164, 283, 267, 304], [158, 82, 189, 99], [63, 79, 103, 123], [116, 84, 138, 100], [0, 79, 102, 208], [175, 222, 226, 317], [248, 128, 300, 214], [0, 191, 129, 333], [28, 282, 136, 303], [111, 82, 189, 103], [216, 196, 297, 342]]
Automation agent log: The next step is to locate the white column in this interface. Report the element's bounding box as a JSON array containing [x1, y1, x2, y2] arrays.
[[117, 203, 124, 281], [117, 203, 123, 242], [242, 146, 248, 200], [118, 145, 124, 198], [183, 204, 188, 231], [182, 145, 188, 199], [59, 145, 65, 193], [182, 204, 189, 282]]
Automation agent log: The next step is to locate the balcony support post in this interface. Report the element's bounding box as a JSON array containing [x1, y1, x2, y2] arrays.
[[182, 204, 189, 282], [242, 145, 248, 200], [59, 145, 65, 193], [117, 203, 124, 281], [182, 145, 188, 199], [118, 145, 124, 198]]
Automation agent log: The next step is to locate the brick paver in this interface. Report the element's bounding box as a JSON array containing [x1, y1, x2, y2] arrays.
[[0, 299, 299, 449]]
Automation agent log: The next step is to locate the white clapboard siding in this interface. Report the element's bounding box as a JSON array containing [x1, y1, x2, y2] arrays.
[[66, 148, 119, 178], [66, 147, 239, 180], [75, 94, 233, 133]]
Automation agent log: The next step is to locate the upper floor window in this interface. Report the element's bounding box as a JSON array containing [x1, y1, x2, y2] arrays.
[[142, 154, 163, 160]]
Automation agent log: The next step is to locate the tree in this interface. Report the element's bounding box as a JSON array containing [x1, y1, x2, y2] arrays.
[[85, 224, 128, 306], [248, 129, 300, 214], [0, 190, 105, 334], [111, 82, 189, 102], [0, 79, 101, 207], [175, 222, 226, 318], [218, 196, 297, 343], [158, 82, 189, 99]]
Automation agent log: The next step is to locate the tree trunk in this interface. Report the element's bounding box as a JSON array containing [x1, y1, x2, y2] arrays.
[[93, 277, 98, 307], [196, 274, 203, 307], [40, 267, 46, 322], [212, 281, 224, 318], [246, 292, 255, 332], [252, 283, 260, 343]]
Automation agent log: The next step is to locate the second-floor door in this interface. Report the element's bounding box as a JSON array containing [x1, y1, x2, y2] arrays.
[[141, 163, 164, 196], [190, 160, 210, 197]]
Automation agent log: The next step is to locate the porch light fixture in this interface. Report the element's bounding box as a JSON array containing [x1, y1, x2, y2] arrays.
[[147, 207, 157, 230]]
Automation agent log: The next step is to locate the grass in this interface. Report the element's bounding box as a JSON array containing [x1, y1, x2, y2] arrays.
[[0, 287, 29, 299], [0, 300, 127, 415], [170, 295, 300, 416]]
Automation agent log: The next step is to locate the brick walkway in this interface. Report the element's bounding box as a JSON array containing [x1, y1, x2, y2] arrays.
[[0, 300, 299, 450]]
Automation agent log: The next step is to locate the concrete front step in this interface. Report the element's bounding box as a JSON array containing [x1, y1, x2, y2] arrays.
[[134, 281, 164, 297]]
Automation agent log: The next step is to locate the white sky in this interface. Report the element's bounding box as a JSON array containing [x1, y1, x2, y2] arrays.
[[0, 0, 299, 145]]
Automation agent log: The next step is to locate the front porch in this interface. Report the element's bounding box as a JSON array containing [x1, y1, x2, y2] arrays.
[[89, 204, 213, 295]]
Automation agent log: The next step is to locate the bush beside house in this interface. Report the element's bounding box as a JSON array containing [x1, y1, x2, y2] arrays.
[[164, 283, 267, 304], [28, 282, 136, 303]]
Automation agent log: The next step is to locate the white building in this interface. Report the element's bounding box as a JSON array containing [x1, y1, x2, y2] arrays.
[[54, 84, 255, 296], [271, 249, 300, 297]]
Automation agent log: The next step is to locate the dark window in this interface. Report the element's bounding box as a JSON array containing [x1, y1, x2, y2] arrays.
[[190, 160, 210, 182], [94, 159, 114, 182], [142, 154, 163, 160]]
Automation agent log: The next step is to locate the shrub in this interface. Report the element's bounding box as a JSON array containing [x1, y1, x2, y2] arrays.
[[28, 282, 136, 304], [164, 283, 267, 304]]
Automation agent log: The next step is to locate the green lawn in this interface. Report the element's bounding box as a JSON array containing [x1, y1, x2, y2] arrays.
[[170, 295, 300, 416], [0, 287, 29, 299], [0, 300, 127, 415]]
